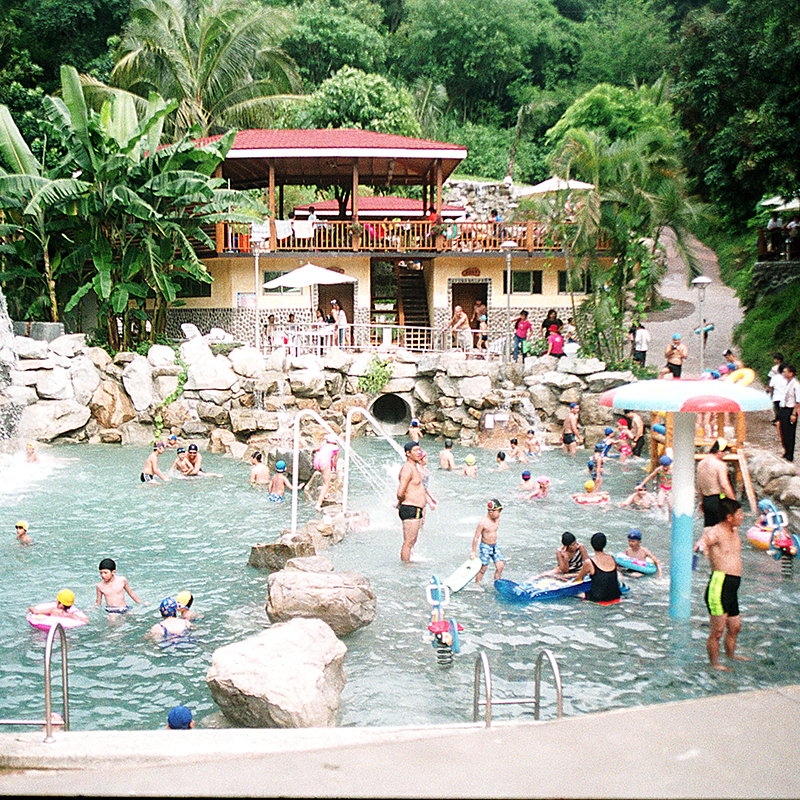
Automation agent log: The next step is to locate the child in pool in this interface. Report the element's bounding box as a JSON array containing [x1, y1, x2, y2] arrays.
[[623, 529, 663, 577], [526, 428, 541, 457], [638, 455, 673, 508], [462, 454, 478, 476], [95, 558, 142, 611], [495, 451, 510, 471], [470, 499, 505, 585], [267, 460, 298, 502], [616, 419, 633, 463], [15, 519, 32, 545], [29, 589, 88, 622], [518, 470, 535, 492], [150, 597, 191, 640], [26, 442, 39, 463], [600, 427, 617, 457], [617, 484, 656, 509], [507, 438, 528, 463], [141, 441, 169, 483], [528, 475, 550, 500], [587, 445, 605, 490], [439, 439, 456, 470], [573, 479, 609, 504]]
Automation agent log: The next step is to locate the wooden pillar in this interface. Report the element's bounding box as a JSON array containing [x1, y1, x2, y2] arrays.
[[268, 161, 276, 251], [435, 158, 443, 251], [352, 161, 359, 220], [279, 184, 284, 219], [214, 164, 224, 253]]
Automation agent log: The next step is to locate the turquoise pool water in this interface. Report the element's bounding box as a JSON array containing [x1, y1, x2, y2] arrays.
[[1, 438, 798, 731]]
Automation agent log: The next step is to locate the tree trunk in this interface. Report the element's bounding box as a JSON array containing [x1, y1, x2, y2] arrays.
[[43, 245, 59, 323]]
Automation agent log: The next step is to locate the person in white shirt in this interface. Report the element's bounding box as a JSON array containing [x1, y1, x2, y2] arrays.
[[767, 352, 785, 423], [778, 364, 799, 461], [766, 212, 782, 230], [632, 322, 651, 366], [331, 299, 348, 349]]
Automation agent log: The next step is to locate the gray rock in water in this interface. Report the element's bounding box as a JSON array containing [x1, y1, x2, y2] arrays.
[[266, 570, 376, 636], [248, 531, 316, 570], [206, 618, 346, 728]]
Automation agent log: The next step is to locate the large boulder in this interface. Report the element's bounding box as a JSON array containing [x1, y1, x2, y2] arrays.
[[557, 356, 607, 375], [35, 366, 74, 400], [230, 407, 280, 435], [266, 570, 376, 636], [14, 336, 49, 360], [288, 369, 325, 397], [147, 344, 177, 369], [184, 353, 238, 391], [49, 333, 86, 358], [89, 380, 137, 428], [248, 530, 316, 570], [122, 355, 154, 411], [205, 618, 346, 728], [584, 370, 636, 392], [229, 345, 265, 378], [69, 355, 102, 405], [18, 399, 90, 441]]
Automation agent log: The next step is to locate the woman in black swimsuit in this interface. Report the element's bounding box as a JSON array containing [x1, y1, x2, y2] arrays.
[[575, 532, 621, 602]]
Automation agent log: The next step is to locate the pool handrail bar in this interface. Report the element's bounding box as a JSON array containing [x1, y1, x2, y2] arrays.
[[0, 621, 70, 741], [342, 406, 405, 514], [472, 649, 563, 727]]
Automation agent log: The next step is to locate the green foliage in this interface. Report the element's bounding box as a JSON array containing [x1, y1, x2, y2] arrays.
[[577, 0, 674, 86], [102, 0, 301, 139], [357, 356, 394, 394], [734, 283, 800, 383], [152, 350, 188, 439], [546, 80, 676, 149], [281, 1, 387, 88], [291, 67, 421, 136], [673, 0, 800, 223], [393, 0, 573, 122]]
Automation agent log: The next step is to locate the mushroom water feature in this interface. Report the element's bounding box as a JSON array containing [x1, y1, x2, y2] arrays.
[[600, 379, 772, 619]]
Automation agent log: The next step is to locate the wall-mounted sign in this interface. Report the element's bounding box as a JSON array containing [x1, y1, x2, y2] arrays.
[[461, 266, 481, 277]]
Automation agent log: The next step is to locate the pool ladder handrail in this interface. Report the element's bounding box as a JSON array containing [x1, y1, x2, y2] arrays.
[[472, 649, 563, 728], [0, 621, 70, 741]]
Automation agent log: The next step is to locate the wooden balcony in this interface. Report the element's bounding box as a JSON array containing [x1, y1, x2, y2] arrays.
[[213, 219, 607, 255]]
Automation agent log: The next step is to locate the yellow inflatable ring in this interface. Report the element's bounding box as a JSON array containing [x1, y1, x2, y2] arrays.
[[725, 368, 755, 386]]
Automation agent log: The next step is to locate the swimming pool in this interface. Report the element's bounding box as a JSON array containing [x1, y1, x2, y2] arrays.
[[2, 438, 798, 731]]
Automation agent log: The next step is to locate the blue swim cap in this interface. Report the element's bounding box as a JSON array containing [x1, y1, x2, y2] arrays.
[[275, 460, 286, 472], [628, 529, 642, 541], [594, 443, 604, 452], [167, 706, 193, 729], [522, 470, 531, 478], [160, 597, 178, 617], [757, 499, 773, 513], [604, 427, 613, 435], [660, 455, 672, 466]]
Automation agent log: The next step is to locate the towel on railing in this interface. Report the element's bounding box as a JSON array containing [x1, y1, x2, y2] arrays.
[[274, 220, 293, 240], [293, 220, 314, 239]]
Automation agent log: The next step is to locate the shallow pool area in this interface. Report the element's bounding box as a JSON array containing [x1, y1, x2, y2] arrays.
[[2, 438, 799, 731]]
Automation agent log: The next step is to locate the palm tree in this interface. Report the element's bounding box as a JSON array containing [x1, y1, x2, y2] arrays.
[[98, 0, 302, 139]]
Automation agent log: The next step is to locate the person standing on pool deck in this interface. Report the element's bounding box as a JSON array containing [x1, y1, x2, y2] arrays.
[[141, 441, 169, 483], [574, 532, 621, 602], [693, 498, 748, 670], [662, 333, 688, 378], [697, 438, 735, 534], [470, 499, 505, 585], [397, 441, 428, 561], [95, 558, 142, 611]]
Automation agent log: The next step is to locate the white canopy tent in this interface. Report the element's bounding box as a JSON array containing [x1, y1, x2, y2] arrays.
[[263, 262, 358, 290], [518, 175, 595, 196]]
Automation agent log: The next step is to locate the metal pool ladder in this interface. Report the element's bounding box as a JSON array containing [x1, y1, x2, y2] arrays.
[[0, 622, 70, 742], [472, 649, 563, 728]]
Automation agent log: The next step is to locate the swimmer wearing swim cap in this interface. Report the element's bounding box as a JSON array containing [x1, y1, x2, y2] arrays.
[[15, 519, 31, 545], [96, 559, 142, 611], [167, 705, 194, 730], [151, 597, 191, 640]]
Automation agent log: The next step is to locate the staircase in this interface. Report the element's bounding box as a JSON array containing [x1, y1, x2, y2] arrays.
[[396, 266, 429, 328]]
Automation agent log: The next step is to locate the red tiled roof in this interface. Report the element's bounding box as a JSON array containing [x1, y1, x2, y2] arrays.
[[196, 128, 466, 154]]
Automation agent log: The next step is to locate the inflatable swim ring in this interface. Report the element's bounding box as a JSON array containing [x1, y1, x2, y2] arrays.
[[724, 368, 755, 386], [573, 491, 610, 504], [495, 578, 630, 603], [615, 552, 658, 575], [27, 604, 88, 631], [746, 526, 771, 550]]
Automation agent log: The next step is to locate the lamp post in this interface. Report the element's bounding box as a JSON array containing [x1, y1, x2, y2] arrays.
[[500, 240, 517, 362], [691, 275, 712, 373]]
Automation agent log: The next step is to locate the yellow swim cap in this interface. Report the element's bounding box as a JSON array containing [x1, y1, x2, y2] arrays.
[[584, 479, 595, 492], [15, 520, 28, 531], [466, 454, 476, 465], [57, 589, 75, 608], [175, 590, 193, 608]]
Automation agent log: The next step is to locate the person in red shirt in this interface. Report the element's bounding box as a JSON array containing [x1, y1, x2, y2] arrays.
[[512, 310, 532, 362], [547, 322, 565, 358]]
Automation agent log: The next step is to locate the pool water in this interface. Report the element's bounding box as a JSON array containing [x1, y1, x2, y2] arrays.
[[1, 439, 798, 731]]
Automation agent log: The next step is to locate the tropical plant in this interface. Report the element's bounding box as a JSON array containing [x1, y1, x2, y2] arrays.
[[357, 356, 393, 394], [91, 0, 301, 139]]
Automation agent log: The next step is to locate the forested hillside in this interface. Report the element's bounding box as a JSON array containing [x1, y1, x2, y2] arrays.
[[0, 0, 796, 364]]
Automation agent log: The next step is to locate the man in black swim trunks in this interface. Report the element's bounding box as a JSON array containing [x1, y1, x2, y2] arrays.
[[397, 441, 428, 562], [693, 498, 748, 670], [696, 438, 735, 534]]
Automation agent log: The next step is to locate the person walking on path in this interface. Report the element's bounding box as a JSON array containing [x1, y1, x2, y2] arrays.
[[512, 310, 532, 362], [631, 322, 651, 366], [661, 333, 688, 378], [778, 364, 799, 461], [446, 306, 472, 352]]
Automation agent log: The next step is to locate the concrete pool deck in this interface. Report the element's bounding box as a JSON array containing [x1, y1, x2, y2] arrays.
[[2, 685, 799, 797]]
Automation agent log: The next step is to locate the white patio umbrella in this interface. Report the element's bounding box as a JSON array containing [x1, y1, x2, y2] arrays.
[[759, 194, 785, 207], [263, 262, 358, 289], [519, 175, 595, 196], [775, 198, 800, 213]]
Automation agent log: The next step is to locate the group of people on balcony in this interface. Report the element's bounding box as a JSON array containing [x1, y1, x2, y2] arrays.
[[761, 211, 800, 259]]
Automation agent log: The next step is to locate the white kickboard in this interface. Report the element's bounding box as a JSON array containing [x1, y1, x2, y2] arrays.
[[444, 558, 482, 592]]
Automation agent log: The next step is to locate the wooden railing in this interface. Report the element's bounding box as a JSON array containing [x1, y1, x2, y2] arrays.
[[219, 220, 608, 255]]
